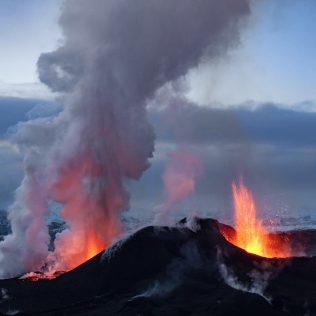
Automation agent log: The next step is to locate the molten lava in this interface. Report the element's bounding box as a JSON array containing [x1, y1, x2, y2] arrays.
[[46, 154, 123, 275], [221, 180, 291, 258]]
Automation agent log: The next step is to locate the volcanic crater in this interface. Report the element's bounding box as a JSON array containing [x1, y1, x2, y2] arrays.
[[0, 217, 315, 316]]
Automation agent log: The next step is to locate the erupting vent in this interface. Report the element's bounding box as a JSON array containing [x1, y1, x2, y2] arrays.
[[221, 180, 291, 258]]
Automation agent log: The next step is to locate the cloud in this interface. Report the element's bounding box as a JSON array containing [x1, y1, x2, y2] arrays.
[[0, 97, 59, 209], [151, 100, 316, 147], [0, 97, 36, 136], [0, 82, 55, 100], [0, 142, 23, 209], [130, 100, 316, 220]]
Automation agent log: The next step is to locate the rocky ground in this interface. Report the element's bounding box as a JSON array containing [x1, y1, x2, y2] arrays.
[[0, 218, 315, 315]]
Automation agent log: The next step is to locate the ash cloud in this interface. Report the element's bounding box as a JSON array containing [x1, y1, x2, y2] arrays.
[[0, 0, 251, 277]]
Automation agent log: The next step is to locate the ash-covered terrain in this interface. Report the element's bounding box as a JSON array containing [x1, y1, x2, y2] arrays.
[[0, 217, 315, 316]]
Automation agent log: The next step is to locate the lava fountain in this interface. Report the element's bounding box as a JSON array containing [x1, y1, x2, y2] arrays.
[[221, 180, 291, 258]]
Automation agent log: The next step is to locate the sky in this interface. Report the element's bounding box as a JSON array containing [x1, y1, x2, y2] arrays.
[[0, 0, 61, 98], [188, 0, 316, 107], [0, 1, 316, 105], [0, 1, 316, 221]]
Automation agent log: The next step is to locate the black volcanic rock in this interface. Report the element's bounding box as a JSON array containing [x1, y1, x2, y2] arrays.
[[0, 218, 315, 315]]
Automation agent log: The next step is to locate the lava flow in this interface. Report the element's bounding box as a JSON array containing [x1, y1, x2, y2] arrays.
[[221, 180, 291, 258]]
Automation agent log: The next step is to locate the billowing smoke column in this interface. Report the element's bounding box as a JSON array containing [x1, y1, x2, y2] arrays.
[[0, 0, 251, 277]]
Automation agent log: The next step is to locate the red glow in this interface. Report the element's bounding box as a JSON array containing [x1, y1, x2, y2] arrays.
[[45, 153, 123, 274]]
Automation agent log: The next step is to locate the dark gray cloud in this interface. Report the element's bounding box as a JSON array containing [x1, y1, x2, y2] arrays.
[[151, 101, 316, 147], [129, 101, 316, 220], [0, 97, 38, 136], [0, 97, 59, 136], [238, 104, 316, 147]]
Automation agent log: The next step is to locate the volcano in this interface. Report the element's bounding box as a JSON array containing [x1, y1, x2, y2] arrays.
[[0, 218, 315, 315]]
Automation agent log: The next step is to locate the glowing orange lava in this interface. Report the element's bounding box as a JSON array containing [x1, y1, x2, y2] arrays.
[[53, 227, 112, 273], [221, 180, 291, 258], [85, 232, 107, 263]]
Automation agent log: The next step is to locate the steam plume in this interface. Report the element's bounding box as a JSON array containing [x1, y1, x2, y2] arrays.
[[154, 151, 201, 224], [0, 0, 251, 277]]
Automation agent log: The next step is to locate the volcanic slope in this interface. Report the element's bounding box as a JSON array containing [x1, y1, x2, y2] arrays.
[[0, 218, 316, 315]]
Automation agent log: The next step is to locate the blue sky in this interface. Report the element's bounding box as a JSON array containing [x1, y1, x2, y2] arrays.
[[188, 0, 316, 106], [1, 0, 316, 105], [0, 0, 62, 84], [248, 0, 316, 104]]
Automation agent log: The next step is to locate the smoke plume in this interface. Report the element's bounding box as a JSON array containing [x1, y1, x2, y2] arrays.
[[0, 0, 251, 277], [153, 151, 201, 224]]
